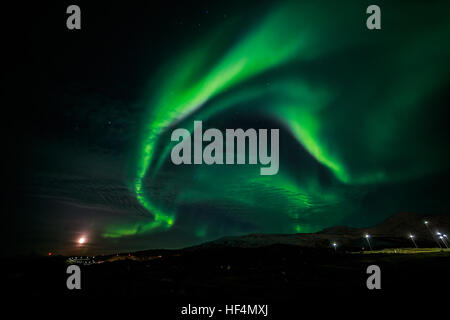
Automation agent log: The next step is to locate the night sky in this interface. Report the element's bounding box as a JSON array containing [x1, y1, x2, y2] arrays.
[[3, 0, 450, 256]]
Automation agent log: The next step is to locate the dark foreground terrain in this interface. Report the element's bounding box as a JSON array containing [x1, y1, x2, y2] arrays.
[[4, 245, 450, 299], [4, 212, 450, 313]]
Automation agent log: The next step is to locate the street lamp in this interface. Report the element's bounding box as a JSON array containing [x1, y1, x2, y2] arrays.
[[439, 235, 449, 248], [424, 220, 441, 248], [409, 234, 418, 248], [443, 234, 449, 248], [364, 234, 373, 251], [332, 242, 337, 252]]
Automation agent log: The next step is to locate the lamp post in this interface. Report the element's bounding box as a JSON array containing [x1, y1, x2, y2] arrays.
[[443, 234, 449, 248], [438, 233, 449, 248], [332, 242, 337, 252], [409, 234, 418, 248], [424, 220, 441, 248], [365, 234, 373, 251]]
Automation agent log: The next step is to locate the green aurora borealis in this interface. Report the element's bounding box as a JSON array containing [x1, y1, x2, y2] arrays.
[[7, 1, 450, 255], [101, 1, 450, 240]]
